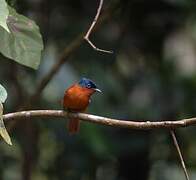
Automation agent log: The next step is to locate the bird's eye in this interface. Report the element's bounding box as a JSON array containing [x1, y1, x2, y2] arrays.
[[86, 84, 91, 88]]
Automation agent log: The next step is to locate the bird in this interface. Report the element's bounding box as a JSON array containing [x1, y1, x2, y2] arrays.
[[63, 78, 101, 134]]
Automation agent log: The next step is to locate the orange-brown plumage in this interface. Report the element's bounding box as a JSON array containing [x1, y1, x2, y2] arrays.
[[63, 78, 101, 134], [63, 84, 94, 111]]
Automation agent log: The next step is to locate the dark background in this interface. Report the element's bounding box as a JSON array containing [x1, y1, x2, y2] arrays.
[[1, 0, 196, 179]]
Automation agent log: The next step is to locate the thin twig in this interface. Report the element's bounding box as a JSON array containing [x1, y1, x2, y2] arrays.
[[84, 0, 113, 54], [3, 110, 196, 130], [170, 130, 190, 180]]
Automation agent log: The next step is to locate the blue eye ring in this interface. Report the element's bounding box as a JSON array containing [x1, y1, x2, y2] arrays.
[[86, 84, 91, 88]]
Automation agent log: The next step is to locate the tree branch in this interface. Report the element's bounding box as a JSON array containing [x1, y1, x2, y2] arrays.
[[3, 110, 196, 129], [84, 0, 113, 54], [4, 110, 191, 180]]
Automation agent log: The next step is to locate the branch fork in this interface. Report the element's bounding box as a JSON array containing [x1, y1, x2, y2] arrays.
[[84, 0, 113, 54]]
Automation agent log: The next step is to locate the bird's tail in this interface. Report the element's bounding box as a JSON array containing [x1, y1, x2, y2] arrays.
[[68, 118, 80, 134]]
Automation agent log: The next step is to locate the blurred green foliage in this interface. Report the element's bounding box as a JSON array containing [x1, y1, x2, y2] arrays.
[[1, 0, 196, 180], [0, 1, 43, 69]]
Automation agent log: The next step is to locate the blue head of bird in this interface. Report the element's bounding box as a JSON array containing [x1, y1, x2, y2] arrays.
[[78, 78, 102, 94]]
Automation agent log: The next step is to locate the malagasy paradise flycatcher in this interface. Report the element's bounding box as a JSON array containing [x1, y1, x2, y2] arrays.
[[63, 78, 101, 134]]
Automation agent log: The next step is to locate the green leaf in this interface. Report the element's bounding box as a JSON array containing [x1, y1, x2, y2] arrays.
[[0, 6, 44, 69], [0, 84, 7, 103], [0, 103, 12, 145], [0, 0, 10, 33]]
